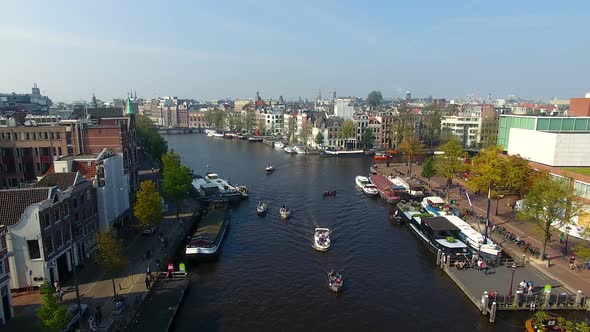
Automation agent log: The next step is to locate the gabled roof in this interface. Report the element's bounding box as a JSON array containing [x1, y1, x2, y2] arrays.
[[0, 188, 51, 226], [34, 172, 81, 191]]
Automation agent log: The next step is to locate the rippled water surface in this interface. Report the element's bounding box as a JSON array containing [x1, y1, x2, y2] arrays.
[[165, 134, 528, 331]]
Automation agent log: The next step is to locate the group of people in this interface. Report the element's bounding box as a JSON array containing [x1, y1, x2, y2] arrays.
[[317, 232, 329, 246], [328, 271, 343, 286], [518, 280, 535, 295], [475, 259, 488, 275]]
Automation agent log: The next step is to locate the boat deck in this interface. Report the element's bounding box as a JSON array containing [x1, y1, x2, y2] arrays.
[[190, 209, 226, 242]]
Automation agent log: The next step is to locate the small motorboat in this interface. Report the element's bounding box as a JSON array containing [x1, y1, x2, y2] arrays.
[[283, 146, 296, 154], [256, 202, 267, 215], [279, 207, 291, 219], [362, 184, 379, 196], [236, 185, 249, 198], [323, 191, 336, 197], [390, 209, 403, 224], [265, 164, 275, 173], [328, 270, 343, 292], [274, 141, 285, 149], [314, 228, 331, 251]]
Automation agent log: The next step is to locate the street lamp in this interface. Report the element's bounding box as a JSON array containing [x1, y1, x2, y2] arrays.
[[68, 225, 83, 332], [508, 263, 517, 297], [564, 225, 571, 255]]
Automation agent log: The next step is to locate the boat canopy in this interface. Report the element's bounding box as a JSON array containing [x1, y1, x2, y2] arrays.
[[424, 196, 445, 205]]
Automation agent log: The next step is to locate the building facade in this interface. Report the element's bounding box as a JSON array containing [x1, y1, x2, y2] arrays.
[[0, 226, 13, 324]]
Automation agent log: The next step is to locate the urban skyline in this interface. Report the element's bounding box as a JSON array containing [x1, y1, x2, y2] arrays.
[[1, 1, 589, 102]]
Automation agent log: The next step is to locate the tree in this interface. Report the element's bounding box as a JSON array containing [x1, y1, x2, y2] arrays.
[[398, 136, 426, 177], [96, 230, 127, 298], [439, 128, 455, 145], [37, 282, 71, 332], [421, 157, 437, 185], [162, 150, 193, 221], [467, 146, 507, 216], [434, 138, 467, 200], [213, 111, 226, 130], [422, 106, 443, 147], [243, 110, 256, 133], [366, 91, 383, 108], [517, 175, 583, 261], [338, 120, 356, 139], [204, 110, 215, 128], [315, 131, 324, 147], [136, 114, 167, 162], [134, 180, 162, 228], [360, 129, 374, 150], [572, 244, 590, 262], [233, 113, 243, 132], [504, 154, 533, 200], [286, 117, 296, 143]]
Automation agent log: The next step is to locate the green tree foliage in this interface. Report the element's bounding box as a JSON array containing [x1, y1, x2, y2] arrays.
[[360, 129, 375, 149], [233, 113, 243, 132], [572, 244, 590, 262], [439, 128, 455, 145], [136, 115, 167, 162], [315, 132, 324, 146], [338, 120, 356, 140], [422, 106, 443, 147], [366, 91, 383, 107], [467, 146, 506, 199], [421, 157, 437, 185], [204, 110, 215, 128], [398, 136, 426, 177], [286, 117, 296, 143], [134, 180, 162, 228], [162, 150, 193, 220], [532, 311, 590, 332], [96, 230, 127, 297], [504, 155, 533, 199], [37, 282, 71, 332], [213, 111, 226, 130], [434, 138, 467, 200], [517, 175, 583, 261], [243, 110, 256, 133]]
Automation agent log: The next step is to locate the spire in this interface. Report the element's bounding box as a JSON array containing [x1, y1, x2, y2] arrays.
[[125, 97, 135, 116], [134, 90, 137, 100]]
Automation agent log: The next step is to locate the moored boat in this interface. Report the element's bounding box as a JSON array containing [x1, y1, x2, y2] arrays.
[[444, 215, 502, 259], [323, 149, 364, 156], [294, 145, 306, 154], [355, 175, 370, 189], [248, 136, 263, 142], [185, 201, 230, 259], [314, 228, 331, 251], [374, 153, 388, 161], [362, 184, 378, 196], [256, 201, 267, 215], [283, 146, 296, 154], [369, 174, 401, 204], [204, 172, 242, 203], [407, 215, 471, 259], [274, 141, 285, 149], [279, 206, 291, 219], [328, 270, 343, 292], [235, 185, 249, 198], [211, 132, 224, 138]]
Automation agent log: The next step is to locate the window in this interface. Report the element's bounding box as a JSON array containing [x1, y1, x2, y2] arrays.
[[0, 259, 4, 275], [72, 197, 78, 209], [27, 240, 41, 259], [32, 132, 36, 140], [4, 258, 9, 273], [53, 208, 60, 222], [55, 230, 63, 248], [63, 203, 69, 217], [43, 132, 48, 139], [64, 227, 71, 242], [25, 132, 30, 140], [56, 132, 61, 139], [50, 132, 55, 140], [58, 147, 62, 156], [86, 190, 91, 202], [80, 194, 85, 205], [45, 234, 53, 255]]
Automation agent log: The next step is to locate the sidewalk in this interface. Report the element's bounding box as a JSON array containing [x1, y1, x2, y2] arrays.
[[377, 162, 590, 296]]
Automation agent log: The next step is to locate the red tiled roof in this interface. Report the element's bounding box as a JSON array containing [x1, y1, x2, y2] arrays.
[[0, 188, 51, 226], [73, 161, 96, 180]]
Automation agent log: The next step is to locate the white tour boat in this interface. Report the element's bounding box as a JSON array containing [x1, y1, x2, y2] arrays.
[[314, 228, 331, 251], [294, 146, 306, 154], [355, 175, 378, 196], [256, 202, 267, 215], [283, 146, 296, 154], [444, 215, 502, 259], [274, 141, 285, 149], [328, 270, 343, 292], [265, 164, 275, 173]]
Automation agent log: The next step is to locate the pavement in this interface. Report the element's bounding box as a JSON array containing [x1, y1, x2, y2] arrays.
[[6, 152, 195, 332], [376, 162, 590, 297]]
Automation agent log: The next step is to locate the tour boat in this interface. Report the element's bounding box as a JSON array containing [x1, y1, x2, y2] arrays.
[[274, 141, 285, 149], [362, 184, 379, 196], [185, 202, 230, 259], [211, 132, 224, 138], [323, 191, 336, 197], [314, 228, 331, 251], [248, 136, 263, 142], [388, 176, 425, 198], [323, 149, 364, 156], [294, 146, 306, 154], [235, 185, 249, 198], [265, 164, 275, 173], [328, 270, 343, 292], [256, 202, 267, 215], [444, 215, 502, 259], [374, 153, 388, 161], [279, 207, 291, 219], [205, 129, 216, 136], [283, 146, 296, 154], [369, 174, 402, 204]]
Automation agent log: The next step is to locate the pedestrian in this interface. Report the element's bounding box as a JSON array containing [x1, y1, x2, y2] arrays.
[[95, 304, 102, 324], [145, 275, 151, 290], [54, 281, 60, 293], [89, 316, 97, 331], [527, 284, 533, 295], [559, 232, 564, 244], [167, 270, 172, 281], [482, 262, 487, 276], [57, 289, 64, 302]]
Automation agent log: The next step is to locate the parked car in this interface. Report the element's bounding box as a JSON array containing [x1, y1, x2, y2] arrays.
[[142, 225, 158, 235], [64, 303, 89, 332]]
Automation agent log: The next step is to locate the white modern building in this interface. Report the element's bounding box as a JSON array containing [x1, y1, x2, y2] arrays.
[[334, 98, 354, 120], [441, 115, 481, 148]]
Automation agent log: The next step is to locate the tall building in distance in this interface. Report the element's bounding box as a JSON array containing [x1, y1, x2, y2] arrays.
[[405, 90, 412, 103]]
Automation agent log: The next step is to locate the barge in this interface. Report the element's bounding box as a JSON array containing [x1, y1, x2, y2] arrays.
[[185, 202, 230, 259], [369, 174, 402, 204]]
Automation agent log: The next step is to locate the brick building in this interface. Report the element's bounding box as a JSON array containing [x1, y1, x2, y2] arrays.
[[570, 94, 590, 117], [188, 111, 209, 128]]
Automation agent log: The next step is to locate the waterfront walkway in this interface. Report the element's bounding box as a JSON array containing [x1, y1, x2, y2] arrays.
[[376, 162, 590, 297]]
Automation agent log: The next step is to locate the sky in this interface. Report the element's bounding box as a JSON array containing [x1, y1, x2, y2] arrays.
[[1, 0, 589, 102]]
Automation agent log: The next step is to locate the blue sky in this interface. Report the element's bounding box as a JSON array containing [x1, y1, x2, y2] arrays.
[[1, 0, 589, 102]]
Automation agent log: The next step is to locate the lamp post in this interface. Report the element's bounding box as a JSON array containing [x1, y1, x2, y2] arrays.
[[508, 263, 517, 297], [564, 225, 571, 255], [68, 225, 83, 332]]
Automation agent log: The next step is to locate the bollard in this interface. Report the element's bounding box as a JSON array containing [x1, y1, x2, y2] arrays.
[[544, 289, 551, 308], [513, 291, 521, 308], [436, 249, 442, 265], [575, 290, 583, 307], [489, 302, 497, 323], [445, 255, 451, 269], [522, 254, 526, 266], [481, 292, 489, 315]]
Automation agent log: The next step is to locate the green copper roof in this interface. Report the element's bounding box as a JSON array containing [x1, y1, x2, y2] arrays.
[[125, 97, 135, 115]]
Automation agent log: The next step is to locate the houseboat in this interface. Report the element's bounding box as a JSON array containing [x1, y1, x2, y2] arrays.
[[369, 174, 403, 204], [407, 216, 471, 259], [185, 201, 230, 259], [323, 149, 364, 156]]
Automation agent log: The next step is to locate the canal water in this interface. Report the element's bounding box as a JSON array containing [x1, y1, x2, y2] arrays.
[[165, 134, 529, 331]]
